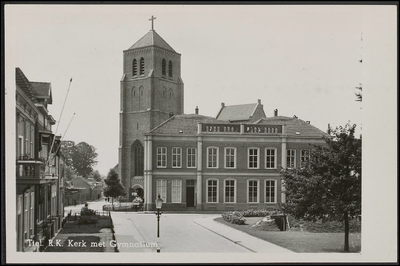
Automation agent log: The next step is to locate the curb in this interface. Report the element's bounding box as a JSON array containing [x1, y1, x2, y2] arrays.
[[193, 219, 256, 253]]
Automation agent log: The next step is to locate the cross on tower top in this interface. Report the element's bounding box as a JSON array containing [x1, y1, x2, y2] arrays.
[[149, 15, 156, 30]]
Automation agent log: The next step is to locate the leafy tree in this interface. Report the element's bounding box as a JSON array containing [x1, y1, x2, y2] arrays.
[[280, 123, 361, 252], [88, 170, 102, 182], [103, 169, 126, 210], [60, 141, 98, 177], [63, 165, 76, 181]]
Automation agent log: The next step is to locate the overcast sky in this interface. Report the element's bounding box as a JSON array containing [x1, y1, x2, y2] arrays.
[[5, 4, 395, 176]]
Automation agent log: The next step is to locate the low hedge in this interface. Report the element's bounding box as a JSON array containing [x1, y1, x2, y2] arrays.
[[221, 211, 246, 225]]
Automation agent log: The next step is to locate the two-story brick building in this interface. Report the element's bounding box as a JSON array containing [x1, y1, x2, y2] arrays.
[[141, 109, 327, 211], [15, 68, 64, 251]]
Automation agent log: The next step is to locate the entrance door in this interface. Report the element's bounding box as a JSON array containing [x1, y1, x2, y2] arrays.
[[186, 187, 195, 207]]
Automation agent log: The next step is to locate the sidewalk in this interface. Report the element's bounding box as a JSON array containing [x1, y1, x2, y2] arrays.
[[193, 215, 294, 253]]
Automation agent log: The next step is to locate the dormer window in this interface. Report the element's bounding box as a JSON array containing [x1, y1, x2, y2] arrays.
[[132, 59, 137, 76], [140, 57, 145, 75], [168, 60, 173, 77], [162, 59, 166, 76]]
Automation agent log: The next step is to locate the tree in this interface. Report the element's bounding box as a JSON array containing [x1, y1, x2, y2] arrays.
[[280, 123, 361, 252], [103, 169, 126, 210], [60, 140, 98, 177], [63, 165, 76, 181], [88, 170, 102, 182]]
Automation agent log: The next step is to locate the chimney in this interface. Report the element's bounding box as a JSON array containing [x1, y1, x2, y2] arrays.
[[274, 109, 278, 117], [221, 102, 225, 107], [306, 121, 310, 124], [257, 99, 261, 104], [195, 106, 199, 115], [169, 112, 174, 118]]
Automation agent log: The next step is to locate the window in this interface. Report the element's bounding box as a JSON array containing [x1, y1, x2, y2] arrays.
[[168, 60, 173, 77], [24, 194, 28, 239], [265, 180, 276, 203], [132, 59, 137, 76], [18, 136, 23, 158], [187, 148, 197, 168], [300, 149, 310, 167], [156, 179, 167, 202], [224, 179, 236, 203], [248, 180, 259, 203], [265, 148, 277, 169], [162, 59, 166, 76], [172, 147, 182, 168], [225, 147, 236, 168], [248, 148, 259, 169], [207, 147, 219, 168], [207, 179, 218, 203], [30, 193, 34, 235], [171, 179, 182, 203], [133, 142, 144, 176], [287, 149, 296, 168], [140, 57, 145, 75], [157, 147, 167, 168]]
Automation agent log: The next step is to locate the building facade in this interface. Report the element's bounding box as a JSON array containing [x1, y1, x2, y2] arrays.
[[118, 28, 184, 201], [15, 68, 64, 251], [142, 113, 327, 211]]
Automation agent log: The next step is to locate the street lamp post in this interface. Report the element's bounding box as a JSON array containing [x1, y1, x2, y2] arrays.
[[154, 195, 163, 253], [155, 195, 163, 237]]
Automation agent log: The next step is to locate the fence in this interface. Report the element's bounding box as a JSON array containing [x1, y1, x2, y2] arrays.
[[102, 202, 143, 211]]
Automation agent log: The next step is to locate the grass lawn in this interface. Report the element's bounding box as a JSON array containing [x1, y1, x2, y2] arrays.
[[45, 216, 114, 252], [215, 217, 361, 253]]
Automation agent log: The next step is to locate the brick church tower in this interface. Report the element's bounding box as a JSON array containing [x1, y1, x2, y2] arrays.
[[119, 19, 184, 200]]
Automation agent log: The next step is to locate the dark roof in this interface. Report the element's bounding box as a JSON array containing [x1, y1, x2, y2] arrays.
[[15, 68, 36, 101], [150, 114, 231, 135], [31, 82, 52, 104], [128, 30, 176, 52], [216, 103, 258, 121], [254, 116, 328, 137]]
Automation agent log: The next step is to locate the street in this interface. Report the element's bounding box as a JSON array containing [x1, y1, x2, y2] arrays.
[[111, 212, 251, 253]]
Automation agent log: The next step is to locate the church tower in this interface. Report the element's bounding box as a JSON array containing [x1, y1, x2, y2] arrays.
[[119, 17, 184, 200]]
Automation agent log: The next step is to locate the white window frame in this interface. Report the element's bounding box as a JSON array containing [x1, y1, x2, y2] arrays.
[[30, 192, 34, 235], [207, 147, 219, 169], [187, 148, 197, 168], [206, 179, 219, 203], [224, 147, 236, 169], [287, 149, 296, 169], [171, 179, 182, 203], [248, 148, 260, 169], [172, 147, 182, 168], [157, 147, 167, 168], [247, 179, 259, 203], [300, 149, 310, 167], [156, 179, 167, 202], [18, 136, 24, 158], [265, 148, 277, 169], [224, 179, 236, 203], [265, 179, 277, 203]]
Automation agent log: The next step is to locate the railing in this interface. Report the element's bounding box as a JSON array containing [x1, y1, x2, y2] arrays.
[[16, 160, 45, 178], [200, 123, 283, 135]]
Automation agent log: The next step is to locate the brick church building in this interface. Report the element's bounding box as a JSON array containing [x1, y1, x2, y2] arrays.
[[118, 20, 327, 211]]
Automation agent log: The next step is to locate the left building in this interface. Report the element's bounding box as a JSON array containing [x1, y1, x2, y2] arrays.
[[15, 68, 64, 252]]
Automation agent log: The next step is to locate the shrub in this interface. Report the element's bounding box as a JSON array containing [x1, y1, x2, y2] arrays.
[[241, 209, 283, 217], [222, 211, 246, 225], [79, 208, 98, 225]]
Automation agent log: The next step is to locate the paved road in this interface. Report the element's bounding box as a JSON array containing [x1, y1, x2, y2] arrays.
[[111, 212, 251, 253]]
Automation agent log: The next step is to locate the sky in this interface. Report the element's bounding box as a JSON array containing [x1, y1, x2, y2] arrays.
[[5, 4, 395, 176]]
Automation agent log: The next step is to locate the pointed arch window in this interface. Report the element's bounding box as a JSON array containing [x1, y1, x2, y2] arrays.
[[168, 60, 173, 77], [132, 59, 137, 76], [140, 57, 145, 75], [162, 59, 166, 76], [133, 142, 144, 176]]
